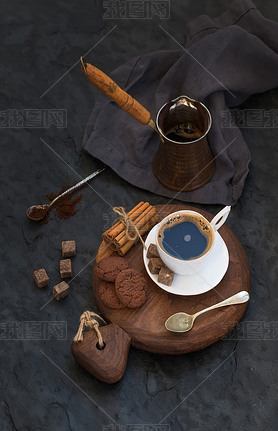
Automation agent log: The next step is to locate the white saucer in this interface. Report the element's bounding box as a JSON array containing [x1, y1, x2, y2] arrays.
[[143, 225, 229, 296]]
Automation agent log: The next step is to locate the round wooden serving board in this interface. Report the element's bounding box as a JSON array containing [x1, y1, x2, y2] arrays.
[[92, 205, 251, 355]]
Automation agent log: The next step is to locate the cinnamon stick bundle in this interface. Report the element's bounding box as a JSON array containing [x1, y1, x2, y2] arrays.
[[102, 202, 158, 256], [117, 213, 158, 256], [103, 201, 146, 243]]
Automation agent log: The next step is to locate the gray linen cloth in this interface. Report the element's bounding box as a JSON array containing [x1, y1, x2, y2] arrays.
[[83, 0, 278, 205]]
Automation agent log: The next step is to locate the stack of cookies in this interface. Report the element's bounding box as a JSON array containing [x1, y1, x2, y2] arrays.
[[95, 256, 148, 309]]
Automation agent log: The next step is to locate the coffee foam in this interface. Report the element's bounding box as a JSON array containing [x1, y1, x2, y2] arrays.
[[158, 213, 214, 259]]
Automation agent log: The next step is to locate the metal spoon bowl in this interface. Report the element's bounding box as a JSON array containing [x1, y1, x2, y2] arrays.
[[165, 291, 250, 333], [26, 166, 106, 221]]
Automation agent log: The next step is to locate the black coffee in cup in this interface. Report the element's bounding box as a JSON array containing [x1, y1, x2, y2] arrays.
[[158, 213, 213, 261]]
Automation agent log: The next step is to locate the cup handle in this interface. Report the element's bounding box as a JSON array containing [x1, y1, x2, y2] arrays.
[[210, 206, 231, 231]]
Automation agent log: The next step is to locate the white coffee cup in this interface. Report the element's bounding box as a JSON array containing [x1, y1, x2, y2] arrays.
[[156, 206, 231, 276]]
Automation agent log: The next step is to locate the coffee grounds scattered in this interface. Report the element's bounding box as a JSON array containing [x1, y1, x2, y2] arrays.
[[40, 185, 85, 224]]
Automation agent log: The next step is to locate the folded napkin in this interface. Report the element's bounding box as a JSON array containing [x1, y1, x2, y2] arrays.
[[83, 0, 278, 205]]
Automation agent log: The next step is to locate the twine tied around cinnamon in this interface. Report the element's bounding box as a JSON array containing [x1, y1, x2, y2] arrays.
[[113, 206, 146, 250], [73, 311, 107, 348]]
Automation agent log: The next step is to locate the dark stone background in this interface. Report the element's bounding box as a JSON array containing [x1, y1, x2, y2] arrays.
[[1, 1, 278, 430]]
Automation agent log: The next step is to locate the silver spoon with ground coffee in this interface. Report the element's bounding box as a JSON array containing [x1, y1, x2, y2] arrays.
[[26, 166, 106, 222], [165, 291, 250, 333]]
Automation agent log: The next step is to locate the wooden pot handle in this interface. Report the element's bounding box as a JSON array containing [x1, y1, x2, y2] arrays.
[[81, 59, 151, 125]]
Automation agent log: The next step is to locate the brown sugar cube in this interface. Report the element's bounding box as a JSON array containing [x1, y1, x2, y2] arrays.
[[148, 257, 165, 274], [62, 241, 76, 258], [34, 268, 49, 288], [53, 281, 69, 300], [147, 243, 160, 259], [60, 259, 72, 278], [158, 267, 175, 286]]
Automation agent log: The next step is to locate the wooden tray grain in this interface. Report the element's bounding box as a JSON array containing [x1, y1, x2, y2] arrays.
[[92, 205, 251, 355]]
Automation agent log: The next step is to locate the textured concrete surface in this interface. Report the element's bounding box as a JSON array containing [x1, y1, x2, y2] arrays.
[[1, 1, 278, 430]]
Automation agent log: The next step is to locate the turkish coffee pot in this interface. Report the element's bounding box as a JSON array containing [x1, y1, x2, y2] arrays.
[[81, 58, 214, 191]]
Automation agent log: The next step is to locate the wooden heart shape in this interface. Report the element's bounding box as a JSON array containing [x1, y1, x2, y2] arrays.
[[71, 323, 131, 384]]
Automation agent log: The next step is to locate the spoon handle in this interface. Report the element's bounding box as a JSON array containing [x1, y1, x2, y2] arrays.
[[49, 166, 106, 207], [194, 291, 250, 318]]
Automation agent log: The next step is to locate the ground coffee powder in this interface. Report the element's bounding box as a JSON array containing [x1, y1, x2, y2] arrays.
[[40, 186, 84, 224]]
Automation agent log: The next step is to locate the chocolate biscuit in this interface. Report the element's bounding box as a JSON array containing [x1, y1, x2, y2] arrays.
[[95, 256, 129, 282], [115, 269, 147, 308], [99, 281, 125, 309]]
